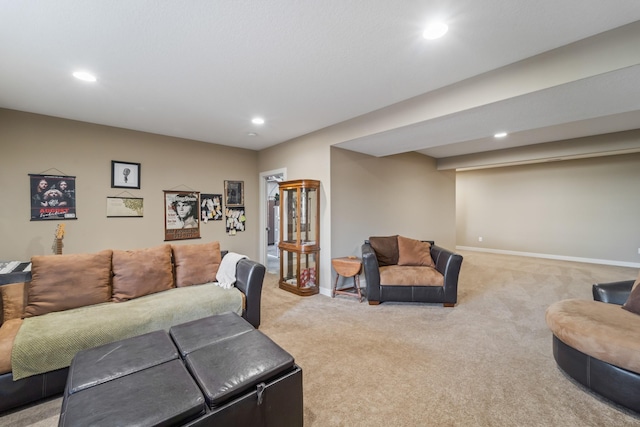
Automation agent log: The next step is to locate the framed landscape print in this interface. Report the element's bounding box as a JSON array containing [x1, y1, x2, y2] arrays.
[[30, 174, 77, 221], [224, 180, 244, 207], [164, 191, 200, 241], [111, 161, 141, 189]]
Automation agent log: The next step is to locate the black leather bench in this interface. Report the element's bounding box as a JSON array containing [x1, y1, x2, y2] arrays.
[[59, 312, 303, 426]]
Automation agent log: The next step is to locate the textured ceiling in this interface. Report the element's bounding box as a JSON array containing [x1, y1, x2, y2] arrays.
[[1, 1, 640, 158]]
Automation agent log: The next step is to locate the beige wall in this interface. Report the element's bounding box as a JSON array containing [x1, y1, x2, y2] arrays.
[[456, 153, 640, 265], [331, 148, 456, 255], [0, 109, 260, 261], [258, 132, 333, 292]]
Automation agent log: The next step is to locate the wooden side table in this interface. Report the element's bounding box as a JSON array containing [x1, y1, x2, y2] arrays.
[[331, 256, 363, 302]]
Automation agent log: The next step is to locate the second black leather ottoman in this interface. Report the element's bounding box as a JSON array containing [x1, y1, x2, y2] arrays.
[[171, 313, 304, 427]]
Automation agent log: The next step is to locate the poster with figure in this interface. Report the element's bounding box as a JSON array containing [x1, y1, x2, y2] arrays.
[[30, 174, 77, 221], [200, 194, 223, 223], [164, 191, 200, 240]]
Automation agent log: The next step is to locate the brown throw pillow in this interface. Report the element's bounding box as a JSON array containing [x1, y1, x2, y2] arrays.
[[25, 250, 113, 317], [369, 235, 399, 266], [622, 271, 640, 315], [397, 236, 436, 268], [112, 244, 174, 302], [172, 241, 222, 287], [1, 282, 27, 322]]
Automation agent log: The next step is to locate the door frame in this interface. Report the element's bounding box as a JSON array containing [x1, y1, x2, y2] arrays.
[[258, 168, 286, 268]]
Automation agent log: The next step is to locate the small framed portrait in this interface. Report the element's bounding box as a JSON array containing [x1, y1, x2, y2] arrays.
[[224, 180, 244, 207], [111, 161, 141, 189]]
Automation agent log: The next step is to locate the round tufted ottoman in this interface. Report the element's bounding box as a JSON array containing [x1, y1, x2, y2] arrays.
[[546, 299, 640, 412]]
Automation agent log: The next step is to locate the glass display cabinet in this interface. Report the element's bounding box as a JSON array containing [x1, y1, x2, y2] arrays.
[[278, 179, 320, 296]]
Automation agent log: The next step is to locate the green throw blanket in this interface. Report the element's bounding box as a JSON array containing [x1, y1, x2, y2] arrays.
[[12, 283, 243, 380]]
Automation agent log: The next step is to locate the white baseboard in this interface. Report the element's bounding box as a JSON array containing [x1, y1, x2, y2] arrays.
[[456, 246, 640, 269], [319, 286, 332, 297]]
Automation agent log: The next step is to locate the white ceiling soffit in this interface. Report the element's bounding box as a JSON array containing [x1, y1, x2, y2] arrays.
[[1, 2, 640, 154], [335, 64, 640, 158]]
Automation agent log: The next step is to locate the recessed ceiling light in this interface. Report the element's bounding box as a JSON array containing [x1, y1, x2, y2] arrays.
[[248, 132, 258, 137], [251, 117, 265, 125], [72, 71, 97, 82], [494, 132, 508, 138], [423, 22, 448, 40]]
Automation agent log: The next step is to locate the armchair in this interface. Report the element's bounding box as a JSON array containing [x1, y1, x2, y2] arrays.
[[362, 236, 463, 307]]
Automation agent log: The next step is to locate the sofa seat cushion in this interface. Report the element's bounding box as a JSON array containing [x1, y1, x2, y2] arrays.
[[379, 265, 444, 287], [11, 284, 243, 380], [0, 318, 22, 374], [546, 299, 640, 374]]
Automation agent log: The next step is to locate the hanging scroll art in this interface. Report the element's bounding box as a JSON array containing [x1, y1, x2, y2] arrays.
[[30, 174, 77, 221]]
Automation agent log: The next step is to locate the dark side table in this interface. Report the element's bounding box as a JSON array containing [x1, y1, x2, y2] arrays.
[[331, 256, 363, 302]]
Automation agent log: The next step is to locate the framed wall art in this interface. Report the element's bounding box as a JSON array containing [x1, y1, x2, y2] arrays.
[[106, 197, 144, 217], [164, 191, 200, 241], [225, 207, 246, 235], [30, 174, 77, 221], [224, 180, 244, 207], [200, 193, 223, 223], [111, 161, 141, 189]]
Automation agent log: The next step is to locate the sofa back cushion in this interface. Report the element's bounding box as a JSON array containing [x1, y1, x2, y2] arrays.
[[369, 235, 399, 266], [172, 241, 222, 287], [25, 250, 113, 317], [397, 236, 436, 268], [112, 244, 174, 302], [1, 282, 27, 323]]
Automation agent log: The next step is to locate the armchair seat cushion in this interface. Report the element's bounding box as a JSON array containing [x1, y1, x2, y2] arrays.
[[379, 265, 443, 287]]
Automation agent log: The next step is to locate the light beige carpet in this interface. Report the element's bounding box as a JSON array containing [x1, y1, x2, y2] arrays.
[[2, 251, 640, 426]]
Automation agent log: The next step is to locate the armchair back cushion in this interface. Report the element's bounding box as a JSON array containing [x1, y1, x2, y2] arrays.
[[368, 235, 399, 266], [112, 244, 174, 302], [397, 236, 436, 268], [172, 241, 222, 287], [25, 250, 113, 317]]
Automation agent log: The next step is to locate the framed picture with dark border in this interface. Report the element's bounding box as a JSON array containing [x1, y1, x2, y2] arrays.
[[224, 180, 244, 207], [111, 161, 141, 189], [200, 193, 223, 223]]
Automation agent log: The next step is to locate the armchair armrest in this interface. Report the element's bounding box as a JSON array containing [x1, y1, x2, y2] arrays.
[[233, 258, 266, 328], [592, 280, 634, 305], [361, 242, 381, 303], [430, 245, 463, 305]]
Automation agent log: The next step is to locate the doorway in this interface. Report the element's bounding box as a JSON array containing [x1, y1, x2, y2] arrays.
[[259, 169, 286, 275]]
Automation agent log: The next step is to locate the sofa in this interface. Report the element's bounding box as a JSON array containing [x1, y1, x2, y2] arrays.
[[0, 241, 266, 413], [361, 235, 463, 307], [545, 273, 640, 413]]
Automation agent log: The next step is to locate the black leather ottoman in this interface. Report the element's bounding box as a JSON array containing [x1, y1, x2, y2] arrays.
[[59, 313, 303, 427], [59, 330, 206, 426], [171, 313, 304, 426]]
